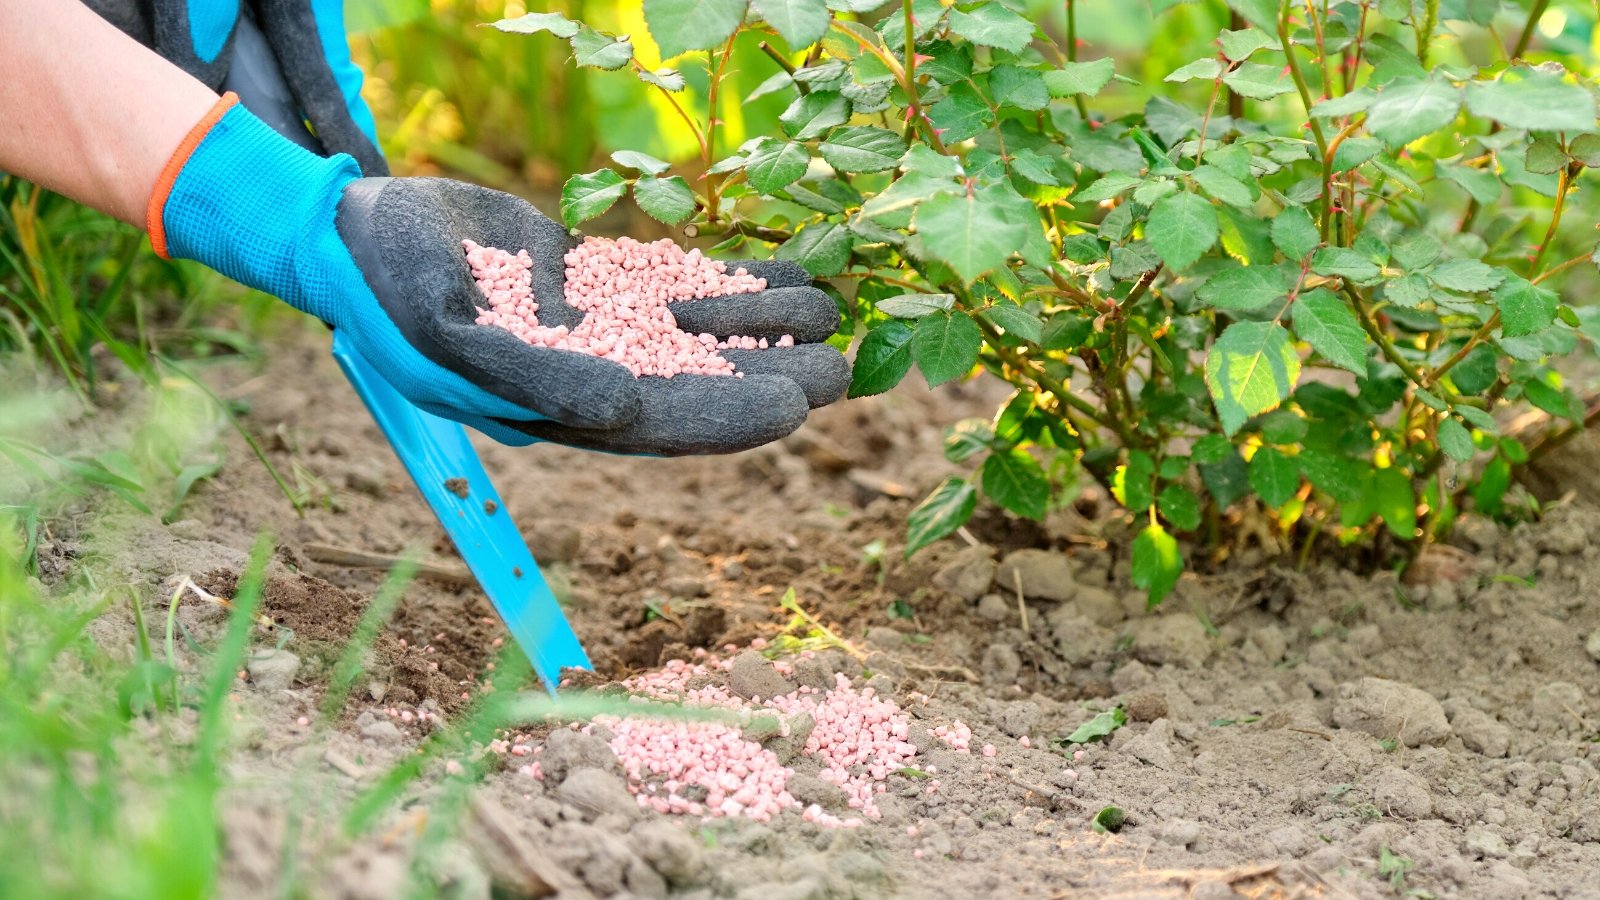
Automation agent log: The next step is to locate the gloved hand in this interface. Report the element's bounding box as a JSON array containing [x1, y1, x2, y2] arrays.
[[151, 96, 849, 455], [84, 0, 386, 174]]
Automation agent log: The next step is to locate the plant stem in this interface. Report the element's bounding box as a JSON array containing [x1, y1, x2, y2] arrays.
[[1279, 6, 1329, 158], [1527, 164, 1574, 278], [955, 285, 1120, 435], [702, 32, 740, 223], [1344, 284, 1427, 388], [1511, 0, 1550, 59], [1320, 122, 1361, 241], [1065, 1, 1089, 119]]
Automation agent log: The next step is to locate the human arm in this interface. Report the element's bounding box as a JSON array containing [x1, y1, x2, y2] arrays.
[[2, 0, 849, 454], [0, 0, 220, 226]]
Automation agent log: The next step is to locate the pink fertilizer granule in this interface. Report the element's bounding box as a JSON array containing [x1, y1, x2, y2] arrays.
[[494, 647, 973, 828], [466, 237, 795, 378]]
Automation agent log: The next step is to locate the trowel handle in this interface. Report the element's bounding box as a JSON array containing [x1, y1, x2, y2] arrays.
[[330, 330, 591, 692]]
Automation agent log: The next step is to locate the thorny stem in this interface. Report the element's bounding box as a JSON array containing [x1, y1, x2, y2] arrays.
[[954, 285, 1122, 437], [1429, 164, 1575, 387], [1279, 5, 1329, 158], [1511, 0, 1550, 59], [1320, 122, 1361, 242], [1527, 164, 1575, 278], [702, 32, 740, 223], [1413, 0, 1440, 66], [1196, 74, 1224, 164], [1065, 1, 1089, 119]]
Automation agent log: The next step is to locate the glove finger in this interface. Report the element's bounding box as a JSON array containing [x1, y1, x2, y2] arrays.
[[718, 345, 849, 409], [666, 287, 840, 343], [454, 413, 541, 447], [433, 320, 643, 429], [427, 179, 585, 330], [721, 259, 814, 289], [503, 373, 809, 456], [256, 0, 389, 176]]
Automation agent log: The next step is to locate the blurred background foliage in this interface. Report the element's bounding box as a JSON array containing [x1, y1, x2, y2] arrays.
[[4, 0, 1600, 397]]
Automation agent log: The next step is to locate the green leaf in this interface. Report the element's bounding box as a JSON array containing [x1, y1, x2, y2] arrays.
[[1330, 137, 1382, 173], [1292, 289, 1367, 374], [1191, 165, 1253, 208], [570, 27, 633, 69], [981, 449, 1049, 520], [1146, 192, 1219, 271], [752, 0, 830, 47], [744, 139, 811, 194], [1076, 173, 1142, 203], [1063, 706, 1127, 744], [819, 126, 903, 172], [610, 150, 672, 175], [876, 293, 955, 319], [1132, 523, 1183, 607], [1310, 89, 1375, 119], [1166, 58, 1224, 83], [1158, 484, 1202, 531], [1225, 0, 1278, 31], [1438, 417, 1474, 462], [1390, 232, 1443, 271], [1385, 274, 1432, 308], [1466, 67, 1599, 135], [1196, 263, 1295, 311], [1218, 27, 1277, 61], [1428, 259, 1502, 293], [947, 2, 1034, 52], [559, 168, 627, 228], [491, 12, 579, 37], [637, 66, 688, 92], [644, 0, 749, 58], [981, 305, 1043, 343], [849, 321, 914, 398], [1311, 247, 1380, 282], [1495, 275, 1558, 338], [775, 220, 853, 276], [1365, 77, 1462, 147], [632, 176, 696, 225], [1249, 447, 1300, 508], [926, 82, 993, 142], [989, 64, 1050, 110], [1044, 58, 1116, 98], [1205, 321, 1300, 436], [914, 185, 1030, 283], [1440, 164, 1502, 204], [779, 91, 850, 140], [905, 477, 978, 556], [1271, 206, 1320, 261], [1522, 378, 1582, 421], [910, 311, 983, 387], [1222, 62, 1294, 100], [1113, 450, 1156, 510], [1369, 466, 1417, 539]]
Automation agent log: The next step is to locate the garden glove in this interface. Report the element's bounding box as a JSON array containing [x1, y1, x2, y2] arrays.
[[84, 0, 385, 174], [149, 96, 849, 455]]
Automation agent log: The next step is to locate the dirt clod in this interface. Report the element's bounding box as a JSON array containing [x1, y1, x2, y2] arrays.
[[995, 549, 1076, 602], [444, 477, 470, 498], [727, 650, 796, 701], [1332, 676, 1451, 747], [1125, 692, 1169, 722]]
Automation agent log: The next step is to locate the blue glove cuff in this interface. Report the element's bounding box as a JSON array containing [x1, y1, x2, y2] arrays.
[[154, 94, 362, 323]]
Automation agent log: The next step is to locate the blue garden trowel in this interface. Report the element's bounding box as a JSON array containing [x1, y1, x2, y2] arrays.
[[330, 330, 590, 692]]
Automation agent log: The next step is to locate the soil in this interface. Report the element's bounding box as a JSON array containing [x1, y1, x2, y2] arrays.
[[42, 327, 1600, 899]]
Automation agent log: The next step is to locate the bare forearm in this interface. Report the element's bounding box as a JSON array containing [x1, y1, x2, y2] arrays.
[[0, 0, 219, 226]]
